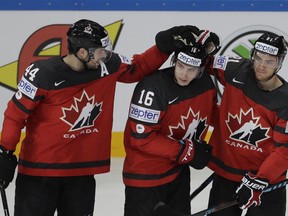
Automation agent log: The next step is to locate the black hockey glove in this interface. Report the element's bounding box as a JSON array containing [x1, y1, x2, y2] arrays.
[[188, 140, 212, 169], [176, 139, 212, 170], [197, 30, 221, 56], [155, 25, 200, 54], [235, 172, 269, 209], [0, 145, 18, 189]]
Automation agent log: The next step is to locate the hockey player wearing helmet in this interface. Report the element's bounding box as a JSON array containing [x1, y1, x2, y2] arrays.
[[205, 32, 288, 216], [172, 45, 209, 85], [122, 30, 220, 216], [0, 19, 200, 216], [66, 19, 113, 70]]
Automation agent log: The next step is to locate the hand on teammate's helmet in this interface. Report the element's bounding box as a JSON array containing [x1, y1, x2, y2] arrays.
[[235, 172, 269, 209], [0, 145, 18, 189], [176, 139, 212, 170], [197, 30, 221, 56], [155, 25, 200, 54]]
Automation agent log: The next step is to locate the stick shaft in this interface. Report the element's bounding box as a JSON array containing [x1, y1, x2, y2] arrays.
[[0, 185, 10, 216], [191, 178, 288, 216], [154, 178, 288, 216], [204, 125, 214, 143], [191, 200, 237, 216], [190, 125, 215, 201], [190, 173, 214, 201], [154, 126, 215, 216]]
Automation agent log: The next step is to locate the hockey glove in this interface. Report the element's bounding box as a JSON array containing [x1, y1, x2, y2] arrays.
[[0, 145, 18, 189], [155, 25, 200, 54], [189, 140, 212, 169], [197, 30, 221, 56], [235, 172, 269, 209], [176, 139, 212, 170]]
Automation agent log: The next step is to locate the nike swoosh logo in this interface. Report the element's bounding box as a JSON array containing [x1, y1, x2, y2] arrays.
[[232, 78, 244, 85], [54, 80, 65, 86], [168, 97, 178, 104]]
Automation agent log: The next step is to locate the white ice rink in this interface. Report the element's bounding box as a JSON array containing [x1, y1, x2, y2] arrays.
[[1, 158, 287, 216]]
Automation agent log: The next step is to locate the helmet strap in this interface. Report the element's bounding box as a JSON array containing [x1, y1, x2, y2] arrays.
[[73, 53, 89, 71]]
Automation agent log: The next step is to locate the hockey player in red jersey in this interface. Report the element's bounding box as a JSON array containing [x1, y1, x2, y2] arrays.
[[0, 19, 197, 216], [205, 32, 288, 215], [122, 27, 221, 216]]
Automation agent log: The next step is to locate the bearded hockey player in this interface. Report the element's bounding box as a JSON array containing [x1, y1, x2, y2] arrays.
[[207, 32, 288, 216]]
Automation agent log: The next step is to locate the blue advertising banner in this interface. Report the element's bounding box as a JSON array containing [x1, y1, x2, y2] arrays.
[[0, 0, 288, 11]]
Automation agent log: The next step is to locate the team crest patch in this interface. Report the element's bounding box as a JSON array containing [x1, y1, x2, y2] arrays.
[[226, 108, 270, 147], [60, 90, 102, 132], [168, 108, 207, 141]]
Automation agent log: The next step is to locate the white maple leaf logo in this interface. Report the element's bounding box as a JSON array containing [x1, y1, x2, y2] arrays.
[[226, 108, 270, 146], [60, 90, 102, 132], [168, 107, 207, 141]]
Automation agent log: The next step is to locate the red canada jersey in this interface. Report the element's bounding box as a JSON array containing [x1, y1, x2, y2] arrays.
[[123, 67, 218, 187], [0, 45, 169, 177], [206, 55, 288, 184]]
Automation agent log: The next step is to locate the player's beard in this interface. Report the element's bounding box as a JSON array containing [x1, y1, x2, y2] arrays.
[[254, 66, 276, 82], [86, 60, 100, 70]]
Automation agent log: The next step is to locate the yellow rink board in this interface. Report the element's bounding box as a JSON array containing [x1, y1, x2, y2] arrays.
[[0, 131, 126, 158]]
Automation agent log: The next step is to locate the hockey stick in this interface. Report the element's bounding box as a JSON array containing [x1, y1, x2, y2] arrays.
[[154, 178, 288, 216], [190, 173, 214, 201], [0, 183, 10, 216], [153, 173, 214, 216], [154, 173, 215, 216], [190, 126, 214, 201], [154, 126, 215, 216]]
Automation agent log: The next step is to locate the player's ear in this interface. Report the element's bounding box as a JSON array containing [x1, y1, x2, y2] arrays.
[[77, 48, 88, 58]]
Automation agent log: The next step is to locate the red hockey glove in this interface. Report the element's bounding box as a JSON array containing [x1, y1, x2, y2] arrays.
[[176, 139, 194, 164], [0, 145, 18, 189], [176, 139, 212, 170], [235, 172, 269, 209]]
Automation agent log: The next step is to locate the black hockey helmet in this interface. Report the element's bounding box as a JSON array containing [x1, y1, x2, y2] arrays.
[[174, 45, 208, 67], [251, 32, 288, 72], [67, 19, 112, 54], [172, 44, 208, 78]]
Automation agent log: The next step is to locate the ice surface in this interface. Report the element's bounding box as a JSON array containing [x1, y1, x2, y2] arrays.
[[1, 158, 286, 216]]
